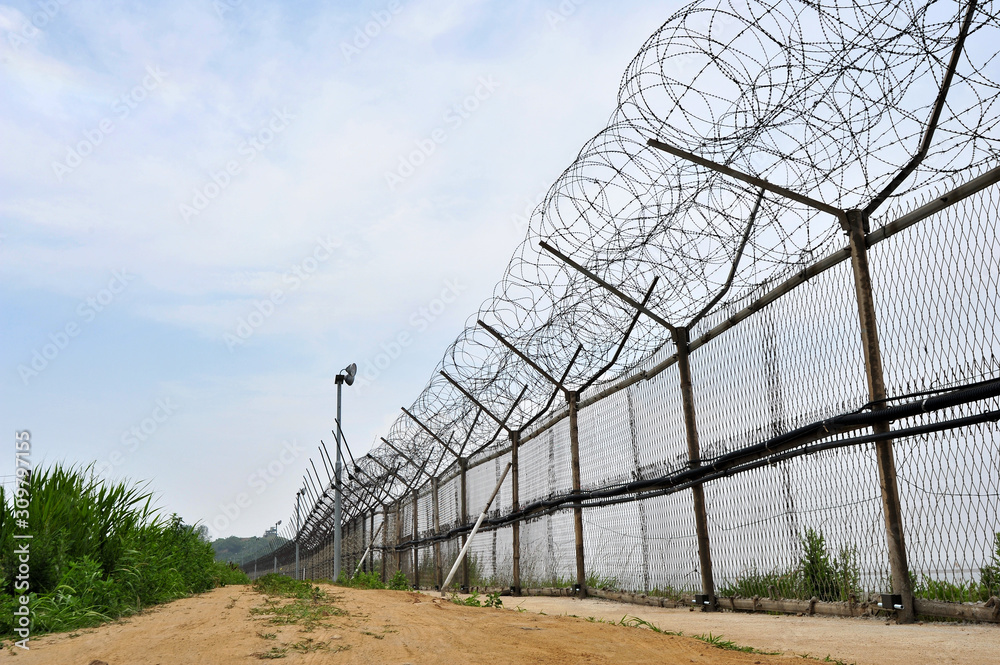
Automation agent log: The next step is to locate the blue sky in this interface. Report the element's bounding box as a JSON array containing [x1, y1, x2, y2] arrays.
[[0, 0, 679, 539]]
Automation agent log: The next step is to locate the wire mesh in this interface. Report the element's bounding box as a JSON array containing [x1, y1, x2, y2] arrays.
[[243, 0, 1000, 617]]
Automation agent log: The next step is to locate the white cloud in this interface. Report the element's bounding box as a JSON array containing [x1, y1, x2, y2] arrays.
[[0, 0, 681, 537]]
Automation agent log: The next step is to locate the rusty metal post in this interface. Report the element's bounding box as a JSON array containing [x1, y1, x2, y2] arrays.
[[567, 390, 587, 596], [359, 516, 364, 573], [674, 326, 717, 611], [381, 506, 388, 582], [395, 499, 403, 576], [412, 491, 420, 588], [370, 511, 376, 574], [355, 515, 362, 575], [843, 209, 915, 623], [348, 518, 354, 576], [432, 476, 443, 589], [340, 520, 354, 571], [511, 429, 522, 594], [460, 457, 470, 588]]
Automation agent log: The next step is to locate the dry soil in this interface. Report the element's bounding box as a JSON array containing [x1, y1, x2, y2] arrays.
[[1, 585, 996, 664]]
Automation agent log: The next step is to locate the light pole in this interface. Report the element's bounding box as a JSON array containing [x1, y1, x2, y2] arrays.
[[334, 362, 357, 581], [295, 490, 302, 580], [271, 520, 281, 575]]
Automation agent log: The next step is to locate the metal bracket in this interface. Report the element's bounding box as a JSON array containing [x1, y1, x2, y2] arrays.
[[878, 593, 903, 611]]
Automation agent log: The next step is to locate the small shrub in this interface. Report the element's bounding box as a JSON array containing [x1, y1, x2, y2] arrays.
[[980, 533, 1000, 599], [718, 567, 800, 599], [387, 570, 409, 591], [720, 528, 860, 602], [800, 528, 838, 601], [585, 573, 618, 590], [335, 570, 385, 590], [215, 561, 251, 586], [252, 573, 323, 600], [449, 590, 484, 607]]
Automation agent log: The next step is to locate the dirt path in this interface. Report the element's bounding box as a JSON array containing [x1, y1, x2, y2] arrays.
[[1, 585, 995, 664], [507, 595, 1000, 665]]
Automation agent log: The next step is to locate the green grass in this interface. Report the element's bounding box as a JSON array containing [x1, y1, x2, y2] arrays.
[[695, 632, 779, 654], [0, 464, 248, 637], [334, 569, 386, 590], [448, 589, 503, 609], [250, 574, 346, 632], [252, 645, 288, 659], [647, 585, 687, 602], [582, 614, 780, 656], [248, 574, 351, 658], [387, 569, 410, 590], [252, 573, 324, 599], [719, 529, 1000, 607], [617, 615, 681, 635], [719, 528, 861, 602], [585, 572, 618, 590], [911, 533, 1000, 604]]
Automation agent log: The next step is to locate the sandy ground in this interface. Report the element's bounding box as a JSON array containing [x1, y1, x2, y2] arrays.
[[509, 595, 1000, 665], [0, 585, 995, 665]]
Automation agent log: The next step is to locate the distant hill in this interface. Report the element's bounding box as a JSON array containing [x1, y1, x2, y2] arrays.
[[212, 535, 288, 563]]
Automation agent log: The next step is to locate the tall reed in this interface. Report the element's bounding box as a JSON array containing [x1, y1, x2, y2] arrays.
[[0, 464, 247, 636]]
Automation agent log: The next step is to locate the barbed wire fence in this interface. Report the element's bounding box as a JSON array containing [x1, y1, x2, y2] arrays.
[[242, 0, 1000, 624]]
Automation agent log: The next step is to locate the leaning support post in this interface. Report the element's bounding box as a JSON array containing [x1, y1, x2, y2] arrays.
[[567, 390, 587, 596], [460, 457, 470, 589], [674, 326, 717, 611], [432, 476, 443, 589], [843, 209, 915, 623], [353, 521, 384, 577], [441, 462, 512, 595], [510, 429, 521, 595]]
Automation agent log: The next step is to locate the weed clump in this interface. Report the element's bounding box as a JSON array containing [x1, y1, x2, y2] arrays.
[[334, 569, 386, 589], [719, 528, 861, 602], [387, 570, 410, 590], [250, 573, 346, 633], [252, 573, 324, 600], [448, 590, 503, 608]]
